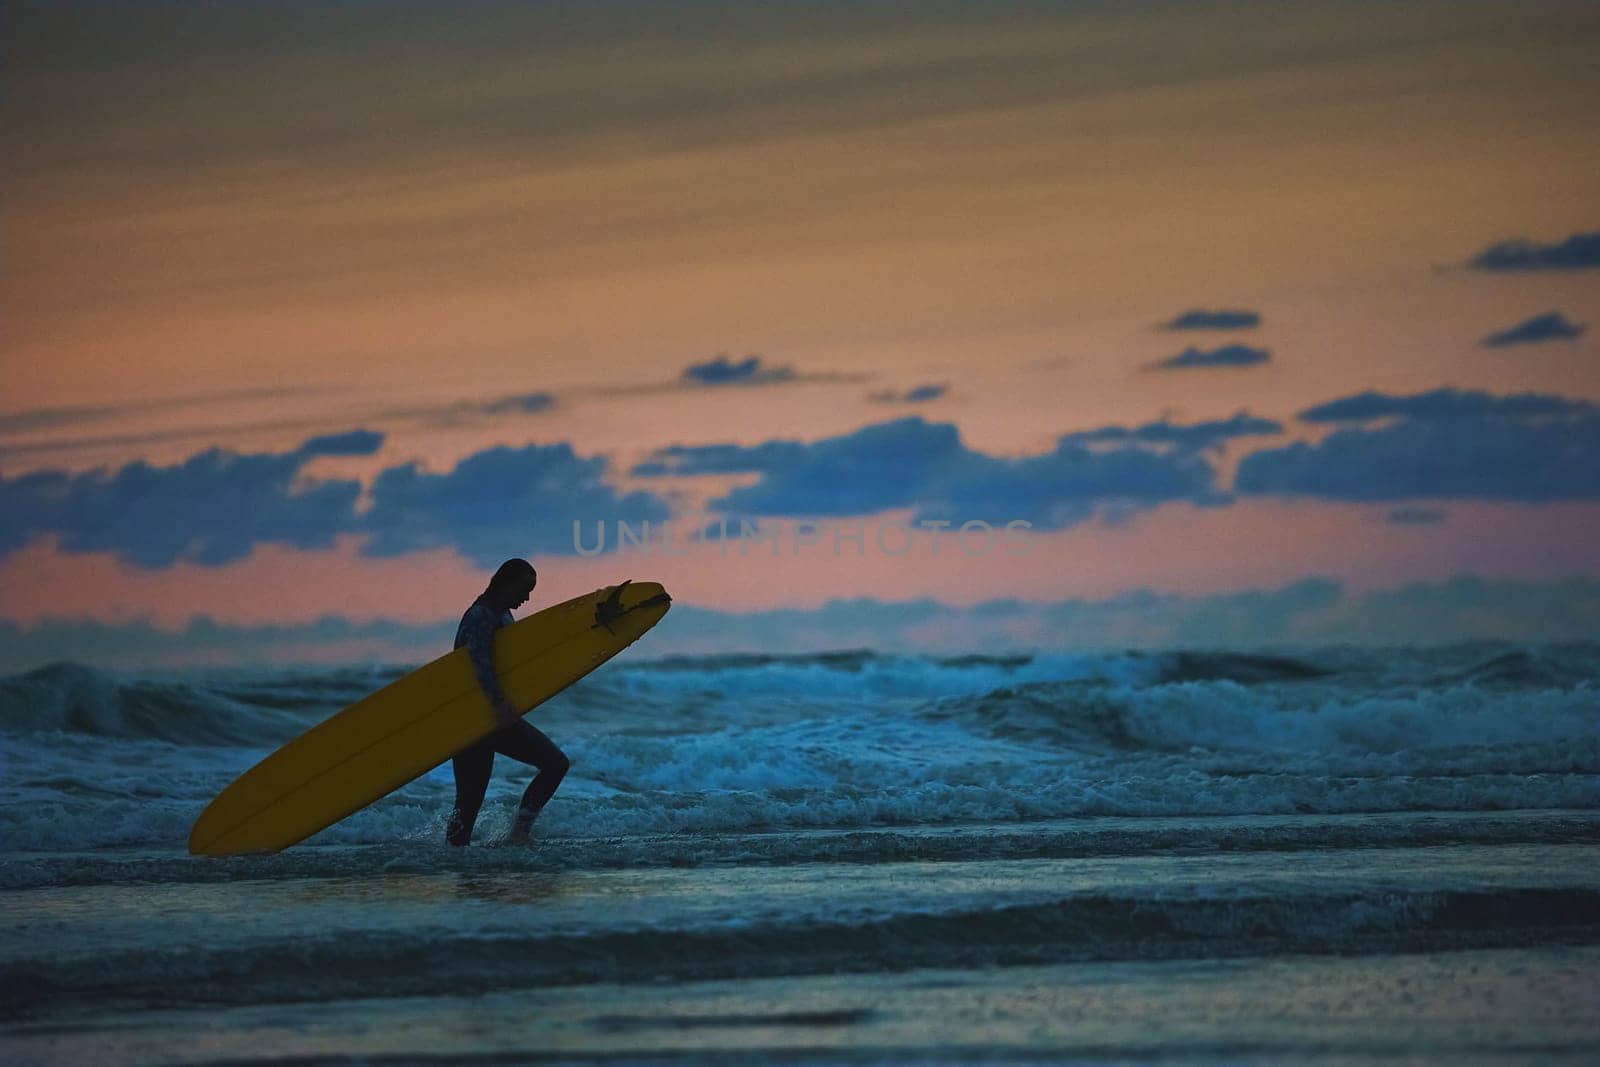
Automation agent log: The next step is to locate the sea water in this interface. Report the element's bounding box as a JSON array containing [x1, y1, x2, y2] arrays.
[[1, 642, 1596, 1064]]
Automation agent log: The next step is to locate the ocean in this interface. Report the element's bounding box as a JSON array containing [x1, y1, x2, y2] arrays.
[[1, 641, 1597, 1064]]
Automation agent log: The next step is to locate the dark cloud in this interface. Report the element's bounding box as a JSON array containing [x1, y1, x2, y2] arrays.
[[1150, 344, 1271, 371], [867, 383, 948, 404], [636, 413, 1278, 500], [10, 574, 1598, 671], [0, 385, 325, 437], [1320, 574, 1600, 646], [1236, 389, 1600, 501], [0, 435, 371, 567], [1163, 309, 1261, 330], [1297, 387, 1595, 423], [631, 440, 807, 478], [643, 579, 1344, 655], [370, 390, 558, 427], [297, 429, 385, 457], [1, 390, 555, 465], [1, 431, 671, 568], [1385, 507, 1446, 525], [478, 391, 555, 415], [1059, 412, 1282, 452], [363, 442, 671, 565], [665, 575, 1598, 654], [712, 418, 966, 517], [680, 354, 796, 387], [916, 442, 1220, 529], [1481, 311, 1586, 348], [698, 416, 1224, 529], [1467, 231, 1600, 272], [0, 402, 149, 437]]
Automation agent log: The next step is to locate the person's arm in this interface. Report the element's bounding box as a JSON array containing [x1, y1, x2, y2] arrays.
[[461, 605, 520, 728]]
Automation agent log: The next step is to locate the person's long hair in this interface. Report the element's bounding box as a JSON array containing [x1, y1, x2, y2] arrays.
[[479, 558, 536, 604]]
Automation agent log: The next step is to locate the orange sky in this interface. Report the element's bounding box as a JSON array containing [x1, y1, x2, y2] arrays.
[[2, 1, 1598, 650]]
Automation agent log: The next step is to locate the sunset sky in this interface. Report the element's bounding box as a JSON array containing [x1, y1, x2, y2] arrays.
[[3, 1, 1597, 667]]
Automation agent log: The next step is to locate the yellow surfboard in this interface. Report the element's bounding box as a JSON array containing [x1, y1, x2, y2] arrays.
[[189, 580, 672, 855]]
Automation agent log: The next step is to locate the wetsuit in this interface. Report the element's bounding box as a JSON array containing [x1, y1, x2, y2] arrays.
[[445, 599, 570, 846]]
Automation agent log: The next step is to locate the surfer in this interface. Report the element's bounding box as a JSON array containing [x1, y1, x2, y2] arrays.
[[445, 558, 571, 846]]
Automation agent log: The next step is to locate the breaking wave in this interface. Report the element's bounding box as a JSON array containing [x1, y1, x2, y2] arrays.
[[1, 642, 1596, 852]]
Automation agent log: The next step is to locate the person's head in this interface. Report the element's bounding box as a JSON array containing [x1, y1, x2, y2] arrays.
[[481, 558, 537, 610]]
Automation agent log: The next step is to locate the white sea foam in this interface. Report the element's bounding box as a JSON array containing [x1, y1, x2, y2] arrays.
[[1, 644, 1596, 851]]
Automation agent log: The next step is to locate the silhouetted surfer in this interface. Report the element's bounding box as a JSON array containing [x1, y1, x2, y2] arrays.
[[446, 558, 570, 846]]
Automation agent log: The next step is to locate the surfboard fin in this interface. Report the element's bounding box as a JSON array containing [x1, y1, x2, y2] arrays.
[[594, 580, 633, 633], [593, 580, 672, 634]]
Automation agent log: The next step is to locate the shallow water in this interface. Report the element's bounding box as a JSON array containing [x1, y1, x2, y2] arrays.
[[2, 641, 1597, 1062]]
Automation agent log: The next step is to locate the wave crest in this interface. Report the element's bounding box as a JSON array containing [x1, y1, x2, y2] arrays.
[[0, 662, 334, 745]]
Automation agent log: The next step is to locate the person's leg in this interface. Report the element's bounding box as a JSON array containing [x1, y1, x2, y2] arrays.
[[490, 721, 570, 838], [446, 739, 495, 846]]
